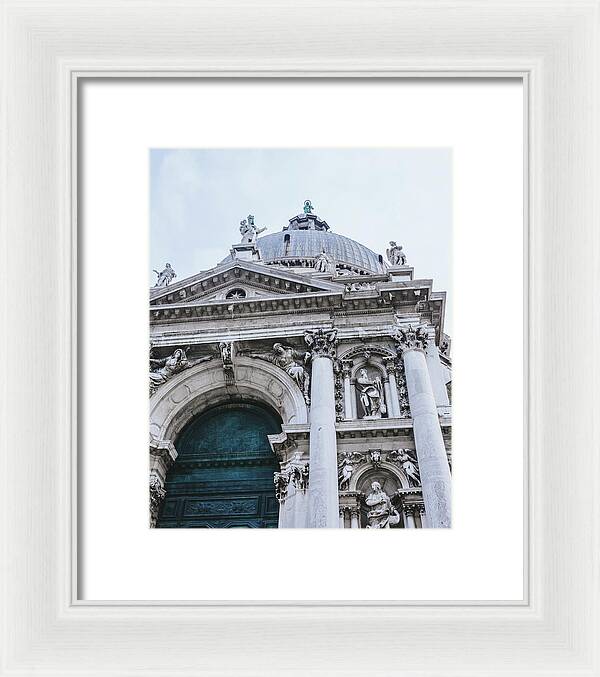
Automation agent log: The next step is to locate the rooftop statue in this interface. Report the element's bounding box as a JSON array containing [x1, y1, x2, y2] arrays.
[[386, 241, 407, 266], [303, 199, 314, 214], [365, 481, 401, 528], [239, 214, 267, 243], [314, 249, 335, 273], [153, 262, 177, 287]]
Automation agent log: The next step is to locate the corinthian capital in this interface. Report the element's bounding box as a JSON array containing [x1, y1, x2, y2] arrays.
[[304, 328, 338, 359], [392, 324, 428, 354]]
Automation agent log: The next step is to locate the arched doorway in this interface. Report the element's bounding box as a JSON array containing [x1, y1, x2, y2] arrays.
[[156, 402, 281, 528]]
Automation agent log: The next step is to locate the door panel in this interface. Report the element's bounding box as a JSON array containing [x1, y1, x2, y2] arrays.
[[157, 402, 281, 528]]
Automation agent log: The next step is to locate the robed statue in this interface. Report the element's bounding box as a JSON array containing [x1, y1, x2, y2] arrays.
[[386, 241, 407, 266], [239, 214, 267, 243], [153, 263, 177, 287], [314, 249, 335, 273], [356, 368, 387, 419], [365, 481, 401, 528]]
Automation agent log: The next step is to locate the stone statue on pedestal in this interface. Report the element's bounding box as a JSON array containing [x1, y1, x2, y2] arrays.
[[356, 368, 387, 418], [365, 481, 400, 528], [386, 241, 407, 266], [239, 214, 266, 243], [153, 263, 177, 287]]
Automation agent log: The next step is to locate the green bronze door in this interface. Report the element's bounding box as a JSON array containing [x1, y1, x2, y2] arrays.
[[156, 403, 281, 528]]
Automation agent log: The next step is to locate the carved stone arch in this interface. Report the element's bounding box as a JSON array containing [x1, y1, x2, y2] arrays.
[[338, 344, 396, 362], [350, 460, 407, 493], [149, 356, 308, 444]]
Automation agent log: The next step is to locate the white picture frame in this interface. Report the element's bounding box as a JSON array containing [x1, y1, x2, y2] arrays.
[[1, 1, 598, 675]]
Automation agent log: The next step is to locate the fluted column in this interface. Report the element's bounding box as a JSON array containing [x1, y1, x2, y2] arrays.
[[394, 325, 451, 528], [383, 358, 401, 418], [341, 360, 354, 420], [304, 328, 340, 528]]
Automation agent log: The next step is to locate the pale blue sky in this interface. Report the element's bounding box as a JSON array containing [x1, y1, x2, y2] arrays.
[[150, 148, 452, 330]]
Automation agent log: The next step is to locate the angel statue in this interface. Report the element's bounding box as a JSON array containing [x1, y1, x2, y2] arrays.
[[303, 199, 314, 214], [365, 481, 401, 529], [149, 347, 212, 395], [153, 262, 177, 287], [239, 214, 267, 243], [337, 451, 365, 491], [356, 368, 387, 419], [242, 342, 311, 404], [386, 241, 407, 266], [391, 449, 421, 487], [314, 249, 335, 273]]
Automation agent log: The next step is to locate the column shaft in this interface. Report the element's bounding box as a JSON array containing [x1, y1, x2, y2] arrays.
[[403, 347, 452, 528], [307, 355, 340, 528]]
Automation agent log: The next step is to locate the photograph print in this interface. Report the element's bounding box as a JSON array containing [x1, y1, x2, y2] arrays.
[[149, 148, 452, 529]]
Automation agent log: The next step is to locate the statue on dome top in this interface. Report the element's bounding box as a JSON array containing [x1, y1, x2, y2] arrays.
[[386, 241, 407, 266], [303, 199, 314, 214]]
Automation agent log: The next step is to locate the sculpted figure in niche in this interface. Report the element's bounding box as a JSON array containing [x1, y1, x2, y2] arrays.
[[314, 249, 335, 273], [386, 241, 407, 266], [149, 348, 212, 395], [244, 342, 311, 404], [239, 214, 267, 243], [153, 262, 177, 287], [356, 368, 387, 419], [365, 481, 400, 529]]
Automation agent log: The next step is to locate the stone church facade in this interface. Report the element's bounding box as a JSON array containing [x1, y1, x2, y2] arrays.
[[149, 204, 452, 528]]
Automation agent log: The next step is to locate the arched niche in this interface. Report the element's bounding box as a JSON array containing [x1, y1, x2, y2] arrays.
[[350, 461, 405, 493], [352, 463, 405, 529], [149, 356, 308, 444]]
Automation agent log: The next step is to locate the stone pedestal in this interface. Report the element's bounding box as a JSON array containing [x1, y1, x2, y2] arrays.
[[305, 329, 340, 528], [229, 242, 261, 262], [395, 325, 451, 528]]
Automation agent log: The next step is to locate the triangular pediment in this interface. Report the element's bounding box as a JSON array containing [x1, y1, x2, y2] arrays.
[[150, 260, 345, 306]]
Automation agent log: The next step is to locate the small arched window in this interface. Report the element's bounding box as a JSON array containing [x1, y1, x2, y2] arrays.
[[226, 288, 246, 300]]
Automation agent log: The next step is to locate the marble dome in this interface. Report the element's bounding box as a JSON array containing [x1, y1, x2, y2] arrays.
[[224, 211, 387, 275], [256, 229, 386, 274]]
